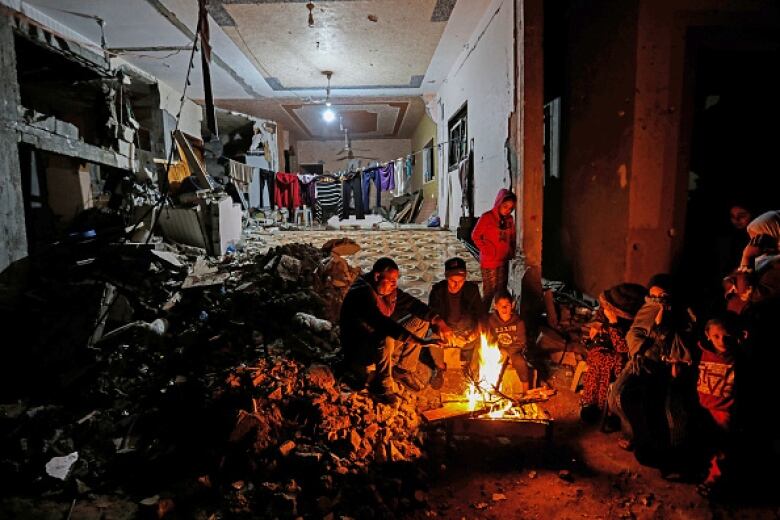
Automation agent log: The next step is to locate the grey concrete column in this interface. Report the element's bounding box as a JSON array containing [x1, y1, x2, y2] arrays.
[[0, 14, 27, 272]]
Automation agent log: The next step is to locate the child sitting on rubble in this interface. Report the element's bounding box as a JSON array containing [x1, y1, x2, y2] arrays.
[[695, 316, 742, 497], [484, 290, 531, 395]]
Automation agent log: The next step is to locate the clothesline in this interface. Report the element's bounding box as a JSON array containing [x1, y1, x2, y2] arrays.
[[360, 137, 468, 170], [222, 136, 470, 180]]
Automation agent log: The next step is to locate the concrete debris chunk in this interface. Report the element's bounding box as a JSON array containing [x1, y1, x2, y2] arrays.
[[274, 254, 302, 282], [279, 440, 296, 456], [139, 495, 160, 506], [294, 312, 332, 332], [45, 451, 79, 480]]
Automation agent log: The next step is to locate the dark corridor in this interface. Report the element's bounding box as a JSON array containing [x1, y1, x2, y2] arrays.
[[679, 42, 780, 307]]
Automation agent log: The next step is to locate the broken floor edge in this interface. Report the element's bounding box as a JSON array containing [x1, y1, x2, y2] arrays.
[[16, 122, 135, 171]]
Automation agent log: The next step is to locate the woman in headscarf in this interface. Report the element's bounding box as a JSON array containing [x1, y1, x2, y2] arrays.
[[580, 283, 647, 424]]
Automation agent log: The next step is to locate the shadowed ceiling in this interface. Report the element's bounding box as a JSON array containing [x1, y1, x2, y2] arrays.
[[24, 0, 489, 140]]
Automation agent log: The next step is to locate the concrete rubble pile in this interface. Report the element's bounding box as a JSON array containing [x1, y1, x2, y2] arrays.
[[219, 356, 429, 518], [0, 236, 432, 518], [535, 282, 598, 369]]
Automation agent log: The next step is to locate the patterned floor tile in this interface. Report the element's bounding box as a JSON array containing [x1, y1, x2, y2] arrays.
[[251, 229, 481, 301]]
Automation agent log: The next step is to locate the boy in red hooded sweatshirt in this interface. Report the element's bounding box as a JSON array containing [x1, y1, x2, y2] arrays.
[[471, 188, 517, 311]]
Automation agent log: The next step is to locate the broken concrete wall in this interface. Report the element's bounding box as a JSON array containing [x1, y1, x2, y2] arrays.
[[0, 0, 93, 46], [0, 14, 28, 272], [559, 0, 639, 296], [158, 79, 203, 155], [115, 64, 167, 163], [433, 0, 514, 228]]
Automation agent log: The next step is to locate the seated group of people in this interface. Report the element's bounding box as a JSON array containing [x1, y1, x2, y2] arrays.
[[335, 187, 779, 498], [577, 209, 780, 497], [338, 256, 533, 406]]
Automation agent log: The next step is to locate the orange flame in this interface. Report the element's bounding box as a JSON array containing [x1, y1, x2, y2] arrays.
[[465, 334, 549, 421], [466, 334, 505, 411]]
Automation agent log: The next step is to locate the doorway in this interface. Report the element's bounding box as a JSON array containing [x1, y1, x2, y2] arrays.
[[679, 31, 780, 307]]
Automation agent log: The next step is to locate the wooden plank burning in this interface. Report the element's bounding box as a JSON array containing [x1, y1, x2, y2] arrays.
[[421, 401, 489, 423]]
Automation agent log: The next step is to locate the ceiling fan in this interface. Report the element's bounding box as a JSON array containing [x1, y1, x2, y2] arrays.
[[335, 127, 373, 161]]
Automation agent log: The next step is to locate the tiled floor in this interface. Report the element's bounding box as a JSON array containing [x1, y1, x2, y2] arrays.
[[252, 229, 481, 301]]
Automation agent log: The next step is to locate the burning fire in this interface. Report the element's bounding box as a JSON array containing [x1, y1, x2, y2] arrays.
[[465, 334, 549, 421], [466, 334, 504, 410]]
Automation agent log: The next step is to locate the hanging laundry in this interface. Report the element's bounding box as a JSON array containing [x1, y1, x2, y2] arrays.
[[342, 171, 365, 220], [298, 173, 318, 208], [361, 167, 381, 210], [458, 149, 475, 218], [258, 168, 275, 207], [377, 162, 395, 192], [315, 175, 342, 222], [393, 158, 404, 196], [274, 172, 301, 221], [227, 160, 254, 191]]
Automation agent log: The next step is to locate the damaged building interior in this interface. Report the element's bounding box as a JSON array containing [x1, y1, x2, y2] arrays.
[[1, 0, 779, 517]]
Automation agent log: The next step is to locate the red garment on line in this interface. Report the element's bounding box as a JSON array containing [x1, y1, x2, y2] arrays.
[[274, 172, 301, 214]]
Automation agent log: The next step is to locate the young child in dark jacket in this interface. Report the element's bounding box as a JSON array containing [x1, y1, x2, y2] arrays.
[[485, 290, 530, 394], [696, 317, 741, 496]]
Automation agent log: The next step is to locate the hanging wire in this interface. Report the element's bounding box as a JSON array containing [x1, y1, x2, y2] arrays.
[[123, 25, 202, 243], [375, 139, 458, 165]]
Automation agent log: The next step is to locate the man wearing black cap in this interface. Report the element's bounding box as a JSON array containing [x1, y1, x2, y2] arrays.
[[428, 257, 484, 386], [339, 257, 451, 404]]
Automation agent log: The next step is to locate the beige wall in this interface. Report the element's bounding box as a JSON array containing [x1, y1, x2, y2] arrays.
[[432, 0, 515, 226], [297, 139, 411, 174], [410, 114, 437, 200]]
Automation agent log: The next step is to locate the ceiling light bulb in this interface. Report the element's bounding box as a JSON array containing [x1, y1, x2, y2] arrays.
[[323, 108, 336, 122], [325, 100, 332, 107]]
